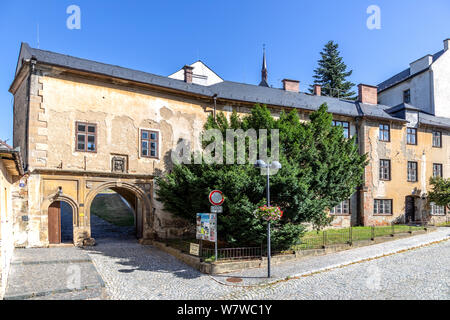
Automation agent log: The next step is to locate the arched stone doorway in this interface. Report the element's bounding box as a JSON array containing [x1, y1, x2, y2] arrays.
[[43, 194, 79, 245], [47, 201, 74, 244], [84, 182, 152, 243]]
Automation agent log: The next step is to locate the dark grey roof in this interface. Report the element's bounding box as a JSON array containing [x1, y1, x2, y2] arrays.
[[10, 42, 426, 123], [385, 103, 422, 114], [16, 43, 214, 98], [381, 102, 450, 129], [419, 112, 450, 129], [378, 50, 445, 92]]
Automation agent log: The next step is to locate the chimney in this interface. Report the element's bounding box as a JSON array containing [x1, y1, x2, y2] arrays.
[[444, 38, 450, 51], [313, 84, 321, 96], [358, 84, 378, 105], [282, 79, 300, 93], [183, 65, 194, 84]]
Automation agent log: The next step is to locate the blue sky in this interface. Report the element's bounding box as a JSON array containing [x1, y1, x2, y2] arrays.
[[1, 0, 449, 143]]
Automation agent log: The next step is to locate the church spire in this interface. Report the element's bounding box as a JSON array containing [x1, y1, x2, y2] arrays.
[[259, 44, 269, 87]]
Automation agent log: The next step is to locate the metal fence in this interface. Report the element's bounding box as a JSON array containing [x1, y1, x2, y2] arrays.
[[165, 222, 433, 261], [296, 223, 430, 250], [430, 215, 450, 226], [201, 247, 262, 261]]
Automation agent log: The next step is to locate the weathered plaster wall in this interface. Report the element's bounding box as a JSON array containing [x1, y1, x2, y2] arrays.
[[13, 76, 28, 168], [0, 162, 14, 298], [361, 119, 449, 225], [34, 74, 209, 174]]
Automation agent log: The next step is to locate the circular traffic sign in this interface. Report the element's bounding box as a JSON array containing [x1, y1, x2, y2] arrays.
[[209, 190, 224, 206]]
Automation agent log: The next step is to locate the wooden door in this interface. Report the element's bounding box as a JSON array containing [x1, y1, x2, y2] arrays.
[[405, 196, 415, 223], [48, 201, 61, 244]]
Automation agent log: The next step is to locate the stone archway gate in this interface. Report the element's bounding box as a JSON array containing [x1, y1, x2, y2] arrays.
[[36, 170, 154, 246]]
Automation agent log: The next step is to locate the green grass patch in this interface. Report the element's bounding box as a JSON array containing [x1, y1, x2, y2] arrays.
[[294, 225, 424, 250], [91, 192, 134, 227]]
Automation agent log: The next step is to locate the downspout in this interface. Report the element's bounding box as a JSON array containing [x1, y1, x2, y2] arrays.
[[354, 98, 365, 226], [429, 68, 435, 115], [25, 56, 37, 171], [355, 116, 363, 226], [213, 94, 217, 121]]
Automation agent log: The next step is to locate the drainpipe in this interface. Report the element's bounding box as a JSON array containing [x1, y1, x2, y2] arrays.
[[213, 94, 217, 121], [355, 117, 363, 226], [25, 56, 37, 171]]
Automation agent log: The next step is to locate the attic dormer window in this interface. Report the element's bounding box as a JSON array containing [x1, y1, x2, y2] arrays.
[[403, 89, 411, 104]]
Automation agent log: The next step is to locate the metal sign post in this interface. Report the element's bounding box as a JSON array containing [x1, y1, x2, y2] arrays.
[[266, 165, 271, 278], [215, 229, 218, 262], [208, 190, 224, 262]]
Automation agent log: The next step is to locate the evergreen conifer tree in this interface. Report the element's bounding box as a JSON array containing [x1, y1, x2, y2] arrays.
[[310, 41, 356, 99]]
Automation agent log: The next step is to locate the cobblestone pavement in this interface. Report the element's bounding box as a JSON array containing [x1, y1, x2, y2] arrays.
[[4, 246, 106, 300], [212, 227, 450, 286], [87, 227, 450, 300], [221, 239, 450, 300], [6, 216, 449, 300], [85, 238, 235, 299]]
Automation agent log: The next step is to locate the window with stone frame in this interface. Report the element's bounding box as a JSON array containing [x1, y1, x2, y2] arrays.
[[433, 163, 443, 178], [432, 131, 442, 148], [330, 200, 350, 215], [407, 128, 417, 145], [75, 122, 97, 152], [407, 161, 418, 182], [379, 159, 391, 181], [332, 120, 350, 139], [430, 203, 446, 216], [374, 199, 392, 215], [379, 124, 390, 142], [140, 129, 159, 158]]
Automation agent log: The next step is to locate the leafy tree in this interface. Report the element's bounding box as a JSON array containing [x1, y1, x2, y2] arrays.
[[156, 104, 367, 249], [428, 177, 450, 207], [309, 40, 356, 99]]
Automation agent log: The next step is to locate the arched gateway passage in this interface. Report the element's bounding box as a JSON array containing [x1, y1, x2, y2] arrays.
[[90, 188, 138, 240], [84, 182, 152, 243]]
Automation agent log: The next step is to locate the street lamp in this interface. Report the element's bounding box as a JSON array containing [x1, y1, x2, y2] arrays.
[[255, 159, 282, 278]]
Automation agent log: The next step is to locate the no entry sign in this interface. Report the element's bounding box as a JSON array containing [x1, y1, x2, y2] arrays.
[[209, 190, 224, 206]]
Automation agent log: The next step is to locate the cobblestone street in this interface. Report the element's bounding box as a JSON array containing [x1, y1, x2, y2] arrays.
[[86, 228, 450, 300], [5, 219, 449, 300]]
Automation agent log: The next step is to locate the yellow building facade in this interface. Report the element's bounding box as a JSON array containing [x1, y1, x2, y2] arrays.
[[7, 43, 449, 248]]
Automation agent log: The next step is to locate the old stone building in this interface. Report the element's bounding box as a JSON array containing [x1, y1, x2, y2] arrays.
[[7, 42, 449, 248], [0, 141, 23, 298]]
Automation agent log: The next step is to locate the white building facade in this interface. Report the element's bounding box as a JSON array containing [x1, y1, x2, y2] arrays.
[[378, 39, 450, 118]]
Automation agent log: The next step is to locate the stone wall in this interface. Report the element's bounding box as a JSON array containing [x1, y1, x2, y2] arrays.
[[0, 161, 15, 298]]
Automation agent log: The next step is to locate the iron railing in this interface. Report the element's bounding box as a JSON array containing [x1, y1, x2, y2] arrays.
[[165, 222, 433, 261], [295, 222, 429, 251], [201, 246, 262, 261]]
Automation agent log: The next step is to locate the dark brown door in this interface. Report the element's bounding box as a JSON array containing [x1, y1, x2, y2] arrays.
[[48, 201, 61, 244], [405, 196, 415, 223]]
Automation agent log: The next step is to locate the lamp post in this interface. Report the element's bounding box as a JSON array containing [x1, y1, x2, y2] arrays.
[[255, 159, 282, 278]]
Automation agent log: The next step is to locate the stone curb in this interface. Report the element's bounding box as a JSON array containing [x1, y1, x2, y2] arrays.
[[3, 284, 105, 300], [10, 258, 92, 266]]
